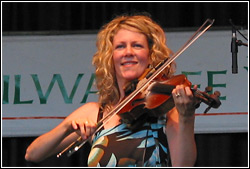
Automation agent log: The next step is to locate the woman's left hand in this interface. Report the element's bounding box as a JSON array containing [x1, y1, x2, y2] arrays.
[[172, 85, 198, 118]]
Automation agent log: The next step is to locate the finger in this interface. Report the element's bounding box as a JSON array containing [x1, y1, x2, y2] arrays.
[[85, 121, 96, 138], [173, 85, 185, 98], [71, 120, 78, 130], [193, 84, 198, 90], [80, 123, 87, 140], [184, 86, 194, 98], [84, 121, 89, 137], [73, 120, 86, 139]]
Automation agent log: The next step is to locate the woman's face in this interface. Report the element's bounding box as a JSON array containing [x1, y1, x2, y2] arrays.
[[112, 29, 150, 83]]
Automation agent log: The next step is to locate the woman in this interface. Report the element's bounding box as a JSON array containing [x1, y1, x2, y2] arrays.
[[25, 14, 197, 167]]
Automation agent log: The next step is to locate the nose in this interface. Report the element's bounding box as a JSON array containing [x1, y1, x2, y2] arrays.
[[125, 46, 135, 57]]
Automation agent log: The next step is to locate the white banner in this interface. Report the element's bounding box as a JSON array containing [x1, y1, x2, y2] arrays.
[[2, 30, 248, 137]]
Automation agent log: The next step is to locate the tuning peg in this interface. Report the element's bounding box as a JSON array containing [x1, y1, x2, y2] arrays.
[[214, 91, 221, 97], [205, 86, 212, 93]]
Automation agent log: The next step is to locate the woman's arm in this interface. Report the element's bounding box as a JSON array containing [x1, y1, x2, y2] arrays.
[[166, 85, 197, 167], [25, 121, 78, 162], [25, 102, 99, 162]]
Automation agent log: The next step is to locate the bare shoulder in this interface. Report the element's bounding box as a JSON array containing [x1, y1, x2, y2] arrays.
[[65, 102, 100, 123], [77, 102, 100, 112]]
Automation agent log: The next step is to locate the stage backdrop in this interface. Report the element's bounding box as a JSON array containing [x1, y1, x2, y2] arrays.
[[2, 29, 248, 137]]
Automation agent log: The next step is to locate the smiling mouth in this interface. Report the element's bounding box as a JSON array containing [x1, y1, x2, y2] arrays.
[[121, 61, 138, 66]]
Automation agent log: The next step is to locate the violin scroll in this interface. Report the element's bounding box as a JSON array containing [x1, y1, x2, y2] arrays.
[[193, 88, 221, 113]]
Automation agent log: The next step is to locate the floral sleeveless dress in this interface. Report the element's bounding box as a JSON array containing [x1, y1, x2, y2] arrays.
[[87, 116, 171, 167]]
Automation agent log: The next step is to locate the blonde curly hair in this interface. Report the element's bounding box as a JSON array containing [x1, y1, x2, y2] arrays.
[[92, 14, 176, 112]]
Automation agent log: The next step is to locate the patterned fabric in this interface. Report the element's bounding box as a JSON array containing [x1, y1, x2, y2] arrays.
[[87, 118, 171, 167]]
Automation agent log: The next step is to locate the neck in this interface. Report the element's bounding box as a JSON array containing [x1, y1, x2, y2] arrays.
[[117, 79, 127, 101]]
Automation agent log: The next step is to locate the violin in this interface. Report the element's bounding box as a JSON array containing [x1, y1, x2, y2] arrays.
[[119, 74, 221, 130], [57, 18, 217, 158]]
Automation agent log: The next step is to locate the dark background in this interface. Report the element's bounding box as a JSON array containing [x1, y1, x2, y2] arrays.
[[2, 2, 248, 32], [2, 2, 249, 167]]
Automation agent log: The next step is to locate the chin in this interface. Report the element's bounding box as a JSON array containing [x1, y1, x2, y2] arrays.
[[119, 70, 144, 81], [124, 74, 140, 81]]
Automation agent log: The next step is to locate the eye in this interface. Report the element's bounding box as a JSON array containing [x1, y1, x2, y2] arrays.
[[133, 43, 143, 48], [115, 44, 125, 49]]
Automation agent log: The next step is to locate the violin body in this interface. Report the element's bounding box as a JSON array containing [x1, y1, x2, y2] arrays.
[[119, 75, 192, 129], [119, 74, 221, 130]]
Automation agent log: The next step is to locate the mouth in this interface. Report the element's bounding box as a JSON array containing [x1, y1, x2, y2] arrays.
[[121, 61, 138, 66]]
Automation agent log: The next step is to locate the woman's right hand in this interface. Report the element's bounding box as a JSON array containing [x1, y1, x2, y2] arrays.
[[71, 119, 97, 140]]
